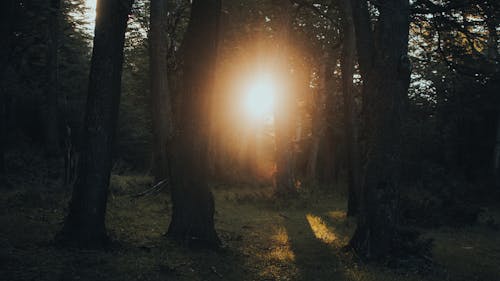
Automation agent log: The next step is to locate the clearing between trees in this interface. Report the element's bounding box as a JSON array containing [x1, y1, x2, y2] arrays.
[[2, 173, 499, 281]]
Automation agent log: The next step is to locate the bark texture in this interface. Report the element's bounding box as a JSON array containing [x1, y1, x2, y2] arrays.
[[167, 0, 221, 248], [349, 0, 411, 259], [150, 0, 173, 182], [57, 0, 133, 248]]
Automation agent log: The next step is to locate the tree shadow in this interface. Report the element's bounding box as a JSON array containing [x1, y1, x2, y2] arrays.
[[283, 210, 349, 281]]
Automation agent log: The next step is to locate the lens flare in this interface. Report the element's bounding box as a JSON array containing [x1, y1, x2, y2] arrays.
[[243, 74, 275, 121]]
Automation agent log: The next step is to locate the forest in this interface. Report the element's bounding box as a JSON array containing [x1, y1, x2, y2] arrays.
[[0, 0, 499, 280]]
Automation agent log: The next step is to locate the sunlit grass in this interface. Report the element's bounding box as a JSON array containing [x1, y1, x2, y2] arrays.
[[328, 210, 347, 220], [269, 227, 295, 262], [306, 214, 337, 244]]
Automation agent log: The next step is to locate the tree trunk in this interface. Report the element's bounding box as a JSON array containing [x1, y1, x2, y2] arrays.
[[167, 0, 221, 248], [42, 0, 61, 156], [486, 1, 500, 184], [274, 1, 296, 197], [57, 0, 133, 248], [340, 0, 360, 216], [486, 0, 498, 62], [493, 112, 500, 185], [150, 0, 173, 183], [306, 56, 328, 184], [0, 86, 5, 175], [349, 0, 411, 259], [0, 0, 16, 175]]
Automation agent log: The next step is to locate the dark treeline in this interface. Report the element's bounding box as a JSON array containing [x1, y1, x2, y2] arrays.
[[1, 0, 499, 280]]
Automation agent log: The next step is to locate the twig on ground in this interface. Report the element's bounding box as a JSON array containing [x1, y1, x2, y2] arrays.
[[131, 178, 168, 198]]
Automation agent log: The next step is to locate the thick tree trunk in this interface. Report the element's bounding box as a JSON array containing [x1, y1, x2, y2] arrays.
[[340, 0, 360, 216], [57, 0, 133, 248], [167, 0, 221, 248], [349, 0, 411, 259], [0, 0, 16, 176], [150, 0, 173, 183], [42, 0, 61, 156]]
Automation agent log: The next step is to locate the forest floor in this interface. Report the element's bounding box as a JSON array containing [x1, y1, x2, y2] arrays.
[[1, 169, 500, 281]]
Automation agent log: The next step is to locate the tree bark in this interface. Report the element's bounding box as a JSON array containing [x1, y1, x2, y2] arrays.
[[349, 0, 411, 259], [42, 0, 61, 156], [340, 0, 360, 216], [167, 0, 221, 248], [150, 0, 173, 183], [57, 0, 133, 248]]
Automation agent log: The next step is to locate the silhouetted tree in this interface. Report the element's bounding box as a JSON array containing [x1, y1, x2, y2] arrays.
[[42, 0, 61, 157], [273, 0, 297, 197], [167, 0, 221, 248], [57, 0, 134, 248], [150, 0, 173, 182], [340, 0, 360, 216], [349, 0, 411, 259], [0, 0, 17, 175]]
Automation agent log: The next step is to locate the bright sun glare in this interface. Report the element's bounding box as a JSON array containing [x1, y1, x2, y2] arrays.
[[243, 74, 276, 122]]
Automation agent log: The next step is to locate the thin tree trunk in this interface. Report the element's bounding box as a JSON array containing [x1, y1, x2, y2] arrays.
[[150, 0, 173, 183], [307, 56, 328, 184], [493, 112, 500, 184], [349, 0, 411, 259], [340, 0, 360, 216], [274, 1, 296, 197], [43, 0, 61, 156], [167, 0, 221, 248], [0, 88, 5, 175], [486, 1, 500, 183], [486, 0, 498, 62], [57, 0, 133, 248]]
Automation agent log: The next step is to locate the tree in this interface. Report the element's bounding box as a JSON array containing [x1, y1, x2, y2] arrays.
[[348, 0, 411, 259], [42, 0, 61, 157], [149, 0, 173, 182], [0, 0, 17, 176], [339, 0, 360, 216], [273, 0, 297, 197], [57, 0, 134, 248], [167, 0, 221, 248]]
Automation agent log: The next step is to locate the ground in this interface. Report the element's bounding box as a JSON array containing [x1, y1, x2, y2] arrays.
[[1, 171, 500, 281]]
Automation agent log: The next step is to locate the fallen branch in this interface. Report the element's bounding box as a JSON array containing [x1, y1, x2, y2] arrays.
[[131, 178, 169, 198]]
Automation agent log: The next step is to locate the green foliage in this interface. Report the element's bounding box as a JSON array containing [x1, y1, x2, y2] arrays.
[[117, 1, 152, 169]]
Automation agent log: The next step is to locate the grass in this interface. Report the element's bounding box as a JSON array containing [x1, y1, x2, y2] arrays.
[[1, 174, 500, 281]]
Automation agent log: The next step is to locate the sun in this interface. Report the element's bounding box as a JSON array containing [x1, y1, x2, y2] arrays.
[[243, 74, 276, 122]]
